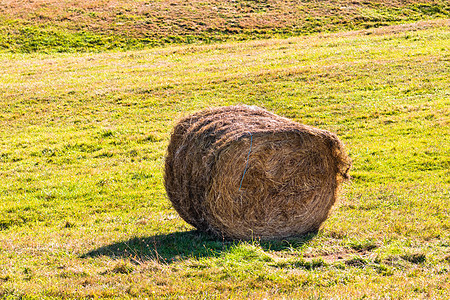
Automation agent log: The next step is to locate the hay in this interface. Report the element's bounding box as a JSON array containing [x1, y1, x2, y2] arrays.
[[164, 105, 351, 240]]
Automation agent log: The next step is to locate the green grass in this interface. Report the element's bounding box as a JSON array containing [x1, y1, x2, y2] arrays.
[[0, 20, 449, 299]]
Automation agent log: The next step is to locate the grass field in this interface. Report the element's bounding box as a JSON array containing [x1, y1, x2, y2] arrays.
[[0, 6, 449, 299]]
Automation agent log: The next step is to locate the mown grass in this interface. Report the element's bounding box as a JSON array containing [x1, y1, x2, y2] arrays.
[[0, 0, 449, 53], [0, 20, 449, 299]]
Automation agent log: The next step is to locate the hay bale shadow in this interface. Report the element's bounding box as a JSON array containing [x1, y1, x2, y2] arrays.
[[81, 230, 226, 264], [81, 230, 317, 264]]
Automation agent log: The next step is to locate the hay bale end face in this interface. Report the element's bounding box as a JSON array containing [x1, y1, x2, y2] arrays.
[[164, 105, 351, 240]]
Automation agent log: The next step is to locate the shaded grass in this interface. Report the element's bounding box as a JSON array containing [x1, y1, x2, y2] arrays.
[[0, 21, 449, 298], [82, 230, 226, 263]]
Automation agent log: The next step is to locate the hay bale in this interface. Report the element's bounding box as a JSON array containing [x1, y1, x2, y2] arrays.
[[164, 105, 351, 240]]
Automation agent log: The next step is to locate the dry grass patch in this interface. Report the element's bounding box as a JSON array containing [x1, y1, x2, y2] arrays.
[[1, 0, 448, 52]]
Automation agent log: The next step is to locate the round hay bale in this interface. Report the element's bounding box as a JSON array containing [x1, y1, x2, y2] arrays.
[[164, 105, 351, 240]]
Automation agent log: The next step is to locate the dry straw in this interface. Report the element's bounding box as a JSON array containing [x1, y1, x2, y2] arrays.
[[164, 105, 351, 240]]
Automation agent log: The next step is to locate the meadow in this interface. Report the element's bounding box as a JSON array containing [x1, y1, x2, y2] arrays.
[[0, 5, 449, 299]]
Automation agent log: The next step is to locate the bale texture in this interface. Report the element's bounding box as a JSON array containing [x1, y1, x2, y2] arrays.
[[164, 105, 351, 240]]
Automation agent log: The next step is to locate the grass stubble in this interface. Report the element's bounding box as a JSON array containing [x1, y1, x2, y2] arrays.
[[0, 18, 449, 299]]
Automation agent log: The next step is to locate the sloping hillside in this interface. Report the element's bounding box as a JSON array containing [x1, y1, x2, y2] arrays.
[[0, 0, 448, 52]]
